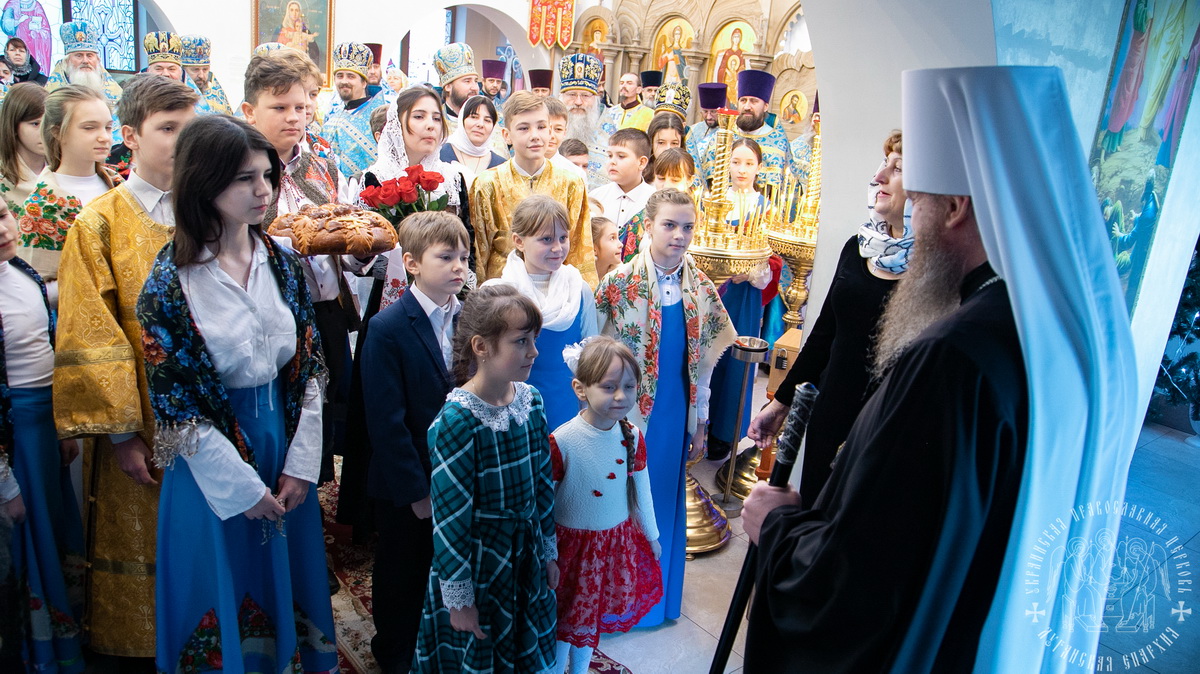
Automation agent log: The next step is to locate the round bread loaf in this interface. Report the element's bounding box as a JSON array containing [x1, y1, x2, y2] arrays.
[[268, 203, 397, 257]]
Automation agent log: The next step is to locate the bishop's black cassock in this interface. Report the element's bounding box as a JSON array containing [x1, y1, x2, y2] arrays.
[[746, 263, 1029, 673]]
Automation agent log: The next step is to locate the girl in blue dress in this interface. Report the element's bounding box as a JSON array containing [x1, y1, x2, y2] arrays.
[[0, 196, 85, 672], [137, 116, 337, 674], [484, 194, 597, 431], [596, 188, 736, 626], [708, 138, 776, 460]]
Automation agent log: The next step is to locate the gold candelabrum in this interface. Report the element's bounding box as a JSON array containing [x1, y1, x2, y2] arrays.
[[765, 110, 823, 330], [687, 109, 773, 286]]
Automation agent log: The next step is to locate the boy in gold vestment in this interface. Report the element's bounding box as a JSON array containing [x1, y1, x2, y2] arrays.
[[52, 75, 197, 659], [470, 91, 596, 287]]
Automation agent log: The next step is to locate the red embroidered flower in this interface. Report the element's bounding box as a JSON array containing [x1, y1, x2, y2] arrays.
[[625, 281, 639, 304], [604, 284, 621, 307], [638, 392, 654, 415], [686, 315, 701, 340], [607, 472, 616, 479], [206, 651, 223, 668], [615, 458, 624, 464], [23, 203, 42, 218], [377, 182, 402, 207], [593, 490, 603, 497]]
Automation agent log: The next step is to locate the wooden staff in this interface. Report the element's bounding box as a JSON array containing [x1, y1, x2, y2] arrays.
[[709, 382, 819, 674]]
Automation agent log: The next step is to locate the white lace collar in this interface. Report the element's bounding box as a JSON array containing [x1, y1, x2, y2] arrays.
[[447, 382, 534, 432]]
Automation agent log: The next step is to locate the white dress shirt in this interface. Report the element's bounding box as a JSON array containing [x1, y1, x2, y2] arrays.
[[0, 261, 54, 387], [591, 180, 655, 230], [549, 152, 586, 181], [408, 282, 461, 370], [124, 171, 175, 226], [177, 237, 323, 519]]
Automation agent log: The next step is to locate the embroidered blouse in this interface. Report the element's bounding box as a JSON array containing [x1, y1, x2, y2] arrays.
[[177, 238, 323, 519], [549, 415, 658, 539]]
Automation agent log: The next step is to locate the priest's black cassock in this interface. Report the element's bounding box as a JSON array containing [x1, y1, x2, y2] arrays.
[[745, 263, 1029, 673]]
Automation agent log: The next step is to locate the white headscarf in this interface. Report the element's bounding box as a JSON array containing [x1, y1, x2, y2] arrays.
[[902, 66, 1139, 673], [447, 95, 496, 158], [483, 250, 585, 331], [366, 96, 460, 207]]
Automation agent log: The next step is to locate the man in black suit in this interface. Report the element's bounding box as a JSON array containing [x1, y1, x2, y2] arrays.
[[361, 212, 472, 673]]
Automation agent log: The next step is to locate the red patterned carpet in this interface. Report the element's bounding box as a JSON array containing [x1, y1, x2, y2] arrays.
[[319, 479, 632, 673]]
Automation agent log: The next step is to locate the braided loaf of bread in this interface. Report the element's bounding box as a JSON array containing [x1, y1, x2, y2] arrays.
[[267, 203, 397, 257]]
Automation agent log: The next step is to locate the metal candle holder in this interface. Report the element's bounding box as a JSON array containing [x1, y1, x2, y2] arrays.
[[711, 337, 771, 516]]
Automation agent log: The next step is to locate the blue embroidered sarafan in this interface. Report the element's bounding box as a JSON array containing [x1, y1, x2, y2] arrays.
[[136, 234, 327, 469]]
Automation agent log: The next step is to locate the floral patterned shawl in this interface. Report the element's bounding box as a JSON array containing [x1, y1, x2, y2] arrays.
[[0, 257, 53, 467], [595, 248, 736, 434], [136, 234, 327, 469]]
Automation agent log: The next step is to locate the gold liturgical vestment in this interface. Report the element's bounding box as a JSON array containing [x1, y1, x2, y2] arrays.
[[469, 160, 597, 287], [53, 185, 169, 657]]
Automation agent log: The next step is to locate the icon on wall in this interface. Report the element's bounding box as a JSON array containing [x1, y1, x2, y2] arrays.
[[653, 17, 694, 87], [253, 0, 333, 85], [710, 20, 755, 105]]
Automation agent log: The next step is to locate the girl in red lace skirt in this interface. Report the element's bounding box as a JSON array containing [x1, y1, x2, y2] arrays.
[[550, 336, 663, 674]]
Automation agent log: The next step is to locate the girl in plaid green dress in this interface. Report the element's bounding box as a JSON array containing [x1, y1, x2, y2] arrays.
[[413, 284, 560, 673]]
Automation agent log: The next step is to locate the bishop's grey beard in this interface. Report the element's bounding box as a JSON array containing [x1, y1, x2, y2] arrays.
[[566, 101, 601, 142], [67, 64, 106, 94], [872, 213, 965, 379]]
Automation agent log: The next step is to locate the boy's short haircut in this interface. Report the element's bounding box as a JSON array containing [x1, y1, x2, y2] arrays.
[[243, 54, 306, 104], [117, 74, 198, 134], [543, 97, 568, 122], [653, 147, 696, 179], [369, 106, 389, 138], [608, 128, 651, 160], [398, 211, 470, 263], [559, 138, 588, 158], [268, 49, 322, 90], [503, 90, 548, 128]]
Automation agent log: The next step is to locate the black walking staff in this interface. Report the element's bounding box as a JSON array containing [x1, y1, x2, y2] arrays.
[[709, 382, 819, 674]]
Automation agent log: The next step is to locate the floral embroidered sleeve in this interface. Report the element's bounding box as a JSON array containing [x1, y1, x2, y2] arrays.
[[18, 184, 81, 252]]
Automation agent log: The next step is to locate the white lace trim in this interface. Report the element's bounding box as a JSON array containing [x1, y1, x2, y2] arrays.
[[543, 534, 558, 562], [447, 383, 534, 433], [363, 102, 461, 207], [440, 578, 475, 610]]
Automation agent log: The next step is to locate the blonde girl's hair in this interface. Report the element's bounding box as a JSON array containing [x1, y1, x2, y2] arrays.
[[573, 335, 640, 388], [644, 187, 696, 223], [511, 194, 569, 258], [451, 284, 543, 386], [42, 84, 111, 174]]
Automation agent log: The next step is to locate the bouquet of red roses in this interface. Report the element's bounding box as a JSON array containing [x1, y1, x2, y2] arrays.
[[359, 165, 448, 226]]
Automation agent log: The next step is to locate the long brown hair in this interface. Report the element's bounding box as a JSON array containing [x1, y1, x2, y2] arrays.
[[41, 84, 109, 173], [0, 82, 46, 185], [451, 284, 542, 386], [171, 116, 281, 266]]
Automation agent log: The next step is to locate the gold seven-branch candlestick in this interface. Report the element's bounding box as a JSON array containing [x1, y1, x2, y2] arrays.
[[766, 109, 823, 330]]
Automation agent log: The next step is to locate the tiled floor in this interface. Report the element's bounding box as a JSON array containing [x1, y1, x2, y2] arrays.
[[604, 372, 1200, 673]]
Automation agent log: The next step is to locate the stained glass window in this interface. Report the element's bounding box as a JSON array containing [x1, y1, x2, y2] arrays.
[[69, 0, 137, 72]]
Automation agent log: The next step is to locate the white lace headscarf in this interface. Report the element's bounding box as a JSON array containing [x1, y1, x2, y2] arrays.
[[365, 94, 460, 207]]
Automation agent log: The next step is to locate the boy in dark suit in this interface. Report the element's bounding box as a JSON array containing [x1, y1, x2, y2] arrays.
[[361, 212, 472, 673]]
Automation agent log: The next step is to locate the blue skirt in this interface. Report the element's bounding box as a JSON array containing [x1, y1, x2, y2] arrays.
[[637, 301, 688, 627], [155, 381, 337, 674], [529, 298, 587, 433], [709, 282, 765, 444], [8, 386, 85, 673]]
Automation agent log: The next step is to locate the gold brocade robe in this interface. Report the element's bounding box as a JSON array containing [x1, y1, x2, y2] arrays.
[[53, 185, 169, 657], [469, 160, 597, 287]]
